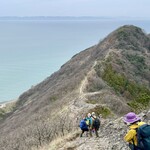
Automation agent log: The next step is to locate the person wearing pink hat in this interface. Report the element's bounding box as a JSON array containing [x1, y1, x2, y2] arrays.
[[86, 113, 93, 137], [123, 112, 146, 150]]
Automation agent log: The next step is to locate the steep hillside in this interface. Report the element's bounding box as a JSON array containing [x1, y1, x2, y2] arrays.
[[0, 25, 150, 150]]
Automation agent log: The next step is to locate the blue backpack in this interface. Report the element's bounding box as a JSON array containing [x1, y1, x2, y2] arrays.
[[79, 119, 88, 130], [137, 124, 150, 150]]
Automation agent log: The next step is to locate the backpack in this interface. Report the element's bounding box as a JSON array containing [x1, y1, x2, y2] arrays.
[[79, 119, 88, 130], [86, 117, 92, 126], [136, 124, 150, 150], [86, 119, 90, 126], [93, 118, 100, 129]]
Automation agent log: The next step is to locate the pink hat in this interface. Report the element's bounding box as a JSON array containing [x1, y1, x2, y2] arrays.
[[123, 112, 141, 124]]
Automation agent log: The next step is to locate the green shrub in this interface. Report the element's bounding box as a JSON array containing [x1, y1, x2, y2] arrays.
[[90, 106, 112, 118], [86, 99, 97, 104], [128, 93, 150, 112], [101, 64, 128, 94], [0, 108, 5, 119], [95, 63, 150, 111], [117, 30, 129, 41], [49, 96, 57, 102], [125, 54, 147, 74], [127, 101, 142, 112]]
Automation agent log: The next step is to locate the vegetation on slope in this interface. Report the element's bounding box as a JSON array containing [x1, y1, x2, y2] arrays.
[[95, 63, 150, 112], [125, 53, 149, 75], [114, 25, 150, 50], [0, 102, 16, 120], [0, 108, 5, 119], [89, 105, 112, 118]]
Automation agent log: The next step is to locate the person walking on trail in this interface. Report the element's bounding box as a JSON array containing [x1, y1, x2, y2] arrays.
[[92, 112, 96, 117], [123, 112, 150, 150], [79, 117, 89, 137], [86, 113, 93, 137], [91, 114, 100, 137], [86, 113, 92, 127]]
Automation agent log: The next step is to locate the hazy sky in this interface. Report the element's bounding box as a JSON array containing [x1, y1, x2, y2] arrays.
[[0, 0, 150, 18]]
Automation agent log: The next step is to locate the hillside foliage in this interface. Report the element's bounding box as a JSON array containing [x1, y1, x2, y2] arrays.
[[95, 63, 150, 112]]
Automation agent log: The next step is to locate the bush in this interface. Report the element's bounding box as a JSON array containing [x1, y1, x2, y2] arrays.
[[90, 105, 112, 118], [95, 63, 150, 111], [0, 109, 5, 119], [125, 54, 147, 74], [86, 99, 97, 104]]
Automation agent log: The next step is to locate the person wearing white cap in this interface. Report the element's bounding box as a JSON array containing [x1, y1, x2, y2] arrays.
[[91, 113, 100, 137], [92, 112, 95, 116]]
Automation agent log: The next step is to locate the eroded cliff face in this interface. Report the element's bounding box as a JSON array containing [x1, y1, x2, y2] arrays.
[[0, 25, 150, 150]]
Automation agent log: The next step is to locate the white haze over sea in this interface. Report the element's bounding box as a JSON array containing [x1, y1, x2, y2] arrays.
[[0, 18, 150, 102]]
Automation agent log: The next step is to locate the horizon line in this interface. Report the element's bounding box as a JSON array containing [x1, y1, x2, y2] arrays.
[[0, 16, 150, 21], [0, 16, 149, 18]]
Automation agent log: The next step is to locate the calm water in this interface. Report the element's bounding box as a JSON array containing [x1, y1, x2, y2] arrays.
[[0, 19, 150, 102]]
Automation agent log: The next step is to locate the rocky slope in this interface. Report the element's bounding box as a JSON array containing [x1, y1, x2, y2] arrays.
[[49, 110, 150, 150], [0, 25, 150, 150]]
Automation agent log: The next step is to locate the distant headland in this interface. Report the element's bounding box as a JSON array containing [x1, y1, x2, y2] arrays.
[[0, 16, 149, 21]]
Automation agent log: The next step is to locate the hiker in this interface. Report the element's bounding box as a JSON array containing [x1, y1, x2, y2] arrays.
[[86, 113, 93, 137], [91, 113, 100, 137], [92, 112, 95, 117], [79, 117, 89, 137], [99, 114, 102, 119], [86, 113, 92, 126], [123, 112, 150, 150]]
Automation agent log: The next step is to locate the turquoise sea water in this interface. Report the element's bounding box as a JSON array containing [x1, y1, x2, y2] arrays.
[[0, 19, 150, 102]]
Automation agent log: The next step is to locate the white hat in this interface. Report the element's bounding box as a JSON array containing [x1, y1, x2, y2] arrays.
[[92, 112, 95, 115]]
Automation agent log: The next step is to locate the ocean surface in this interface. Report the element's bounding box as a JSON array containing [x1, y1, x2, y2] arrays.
[[0, 18, 150, 102]]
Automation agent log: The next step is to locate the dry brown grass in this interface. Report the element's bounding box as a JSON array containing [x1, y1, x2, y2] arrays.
[[39, 130, 80, 150]]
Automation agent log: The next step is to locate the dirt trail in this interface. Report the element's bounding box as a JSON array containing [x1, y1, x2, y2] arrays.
[[65, 59, 128, 150], [57, 115, 133, 150], [79, 61, 102, 96]]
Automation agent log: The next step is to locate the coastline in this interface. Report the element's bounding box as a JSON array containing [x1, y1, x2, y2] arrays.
[[0, 99, 17, 108]]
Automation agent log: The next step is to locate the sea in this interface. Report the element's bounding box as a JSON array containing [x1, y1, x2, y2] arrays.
[[0, 18, 150, 102]]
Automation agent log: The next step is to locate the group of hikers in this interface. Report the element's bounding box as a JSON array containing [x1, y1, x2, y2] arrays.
[[79, 112, 101, 137], [79, 111, 150, 150]]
